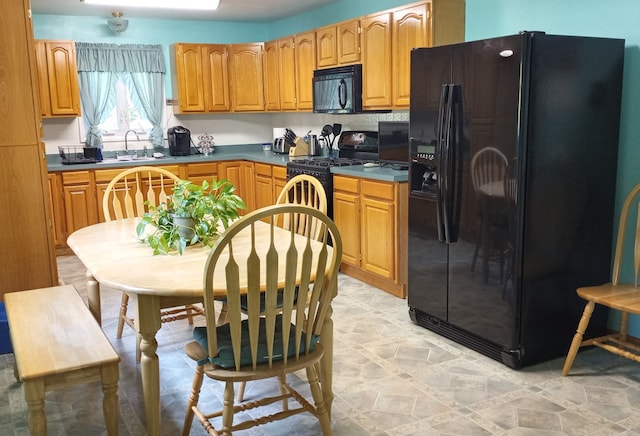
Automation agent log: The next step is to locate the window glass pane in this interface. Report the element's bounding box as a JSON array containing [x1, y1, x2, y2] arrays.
[[99, 75, 151, 141]]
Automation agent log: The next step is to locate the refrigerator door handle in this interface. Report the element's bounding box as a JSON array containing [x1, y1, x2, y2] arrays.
[[435, 84, 450, 242], [447, 84, 463, 243], [440, 84, 454, 243]]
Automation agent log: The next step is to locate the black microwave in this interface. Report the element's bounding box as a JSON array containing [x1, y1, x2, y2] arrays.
[[312, 64, 363, 114]]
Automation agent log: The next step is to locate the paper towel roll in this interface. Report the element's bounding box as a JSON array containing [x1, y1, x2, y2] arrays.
[[273, 127, 287, 140]]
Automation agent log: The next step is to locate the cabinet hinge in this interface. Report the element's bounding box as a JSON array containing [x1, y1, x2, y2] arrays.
[[426, 10, 431, 19], [358, 26, 362, 34]]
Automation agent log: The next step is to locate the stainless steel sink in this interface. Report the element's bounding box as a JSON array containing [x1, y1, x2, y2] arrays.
[[96, 156, 175, 164]]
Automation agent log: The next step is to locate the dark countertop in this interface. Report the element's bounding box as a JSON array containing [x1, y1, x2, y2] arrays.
[[47, 144, 408, 183]]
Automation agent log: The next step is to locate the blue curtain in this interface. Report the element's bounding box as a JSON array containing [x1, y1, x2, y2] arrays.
[[78, 71, 116, 147], [126, 72, 165, 148], [76, 43, 166, 147]]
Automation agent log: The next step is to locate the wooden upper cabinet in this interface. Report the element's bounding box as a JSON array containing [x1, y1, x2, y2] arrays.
[[202, 44, 230, 112], [362, 0, 465, 110], [172, 43, 206, 113], [294, 31, 316, 111], [392, 3, 429, 108], [172, 43, 230, 113], [278, 37, 297, 111], [337, 19, 361, 65], [316, 19, 360, 69], [264, 36, 296, 111], [263, 40, 281, 111], [361, 12, 392, 110], [34, 40, 81, 117], [229, 43, 265, 112], [167, 1, 464, 114], [316, 25, 337, 68]]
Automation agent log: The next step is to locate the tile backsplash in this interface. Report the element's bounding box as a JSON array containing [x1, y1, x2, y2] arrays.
[[42, 104, 408, 155]]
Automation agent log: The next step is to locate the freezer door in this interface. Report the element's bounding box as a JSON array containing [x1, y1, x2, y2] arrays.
[[408, 45, 454, 319]]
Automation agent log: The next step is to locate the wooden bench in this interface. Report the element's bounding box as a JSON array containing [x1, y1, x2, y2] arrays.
[[4, 285, 120, 435]]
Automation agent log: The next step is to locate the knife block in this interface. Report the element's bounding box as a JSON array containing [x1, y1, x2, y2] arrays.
[[288, 137, 310, 157]]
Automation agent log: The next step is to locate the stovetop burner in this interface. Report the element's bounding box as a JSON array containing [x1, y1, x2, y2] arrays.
[[287, 157, 366, 169]]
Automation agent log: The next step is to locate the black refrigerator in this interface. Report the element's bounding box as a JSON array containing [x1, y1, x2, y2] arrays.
[[407, 31, 625, 368]]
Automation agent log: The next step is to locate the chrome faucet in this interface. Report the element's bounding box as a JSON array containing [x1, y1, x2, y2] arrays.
[[124, 129, 139, 155]]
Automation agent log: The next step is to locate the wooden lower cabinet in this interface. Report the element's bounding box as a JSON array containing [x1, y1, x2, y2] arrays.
[[254, 162, 274, 210], [217, 160, 255, 213], [184, 162, 217, 186], [62, 171, 99, 237], [273, 165, 287, 199], [47, 173, 66, 248], [254, 163, 288, 210], [333, 175, 407, 298]]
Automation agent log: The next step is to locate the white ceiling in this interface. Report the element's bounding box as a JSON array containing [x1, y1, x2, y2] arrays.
[[29, 0, 339, 22]]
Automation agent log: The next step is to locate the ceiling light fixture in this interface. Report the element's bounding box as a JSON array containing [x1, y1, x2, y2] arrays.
[[82, 0, 220, 10], [107, 12, 128, 33]]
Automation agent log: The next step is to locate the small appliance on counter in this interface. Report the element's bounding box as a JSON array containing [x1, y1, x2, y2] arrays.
[[167, 126, 191, 156], [337, 130, 379, 160], [378, 121, 409, 169], [272, 137, 290, 154], [271, 127, 289, 154]]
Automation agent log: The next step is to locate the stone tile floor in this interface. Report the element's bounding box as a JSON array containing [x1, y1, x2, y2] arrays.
[[1, 255, 639, 435]]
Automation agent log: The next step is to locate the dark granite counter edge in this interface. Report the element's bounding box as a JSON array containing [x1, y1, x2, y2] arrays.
[[47, 144, 408, 183]]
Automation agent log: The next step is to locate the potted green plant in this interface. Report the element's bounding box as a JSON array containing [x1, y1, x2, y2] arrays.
[[136, 178, 246, 255]]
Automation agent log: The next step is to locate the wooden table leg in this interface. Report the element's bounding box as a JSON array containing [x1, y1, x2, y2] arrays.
[[24, 378, 46, 435], [134, 294, 162, 436], [86, 270, 102, 325], [101, 362, 120, 436]]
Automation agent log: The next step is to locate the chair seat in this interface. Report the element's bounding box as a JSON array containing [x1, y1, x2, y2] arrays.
[[239, 286, 301, 312], [192, 314, 318, 369], [185, 340, 325, 382], [576, 283, 640, 314]]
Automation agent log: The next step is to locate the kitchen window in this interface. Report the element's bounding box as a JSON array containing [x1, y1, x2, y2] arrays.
[[76, 42, 165, 148], [98, 76, 153, 140]]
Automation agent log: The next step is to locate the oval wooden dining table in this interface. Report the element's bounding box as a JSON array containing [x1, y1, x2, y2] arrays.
[[67, 217, 336, 436]]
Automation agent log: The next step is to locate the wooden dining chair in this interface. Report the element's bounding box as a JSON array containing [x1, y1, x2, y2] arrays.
[[182, 204, 342, 436], [275, 173, 328, 239], [470, 147, 509, 283], [563, 182, 640, 375], [102, 166, 204, 361], [230, 173, 328, 401]]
